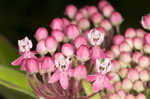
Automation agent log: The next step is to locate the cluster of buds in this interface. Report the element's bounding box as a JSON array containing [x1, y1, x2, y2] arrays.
[[11, 0, 150, 99], [11, 0, 124, 99]]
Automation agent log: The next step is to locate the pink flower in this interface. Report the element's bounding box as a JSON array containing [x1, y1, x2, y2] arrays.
[[136, 28, 145, 38], [101, 4, 114, 18], [127, 69, 139, 82], [88, 28, 105, 46], [65, 24, 80, 40], [125, 28, 136, 38], [91, 12, 103, 26], [74, 36, 87, 48], [100, 19, 112, 31], [35, 27, 48, 41], [86, 57, 113, 92], [51, 29, 64, 42], [36, 39, 48, 56], [110, 11, 123, 26], [49, 53, 72, 89], [113, 34, 124, 45], [78, 18, 90, 30], [133, 37, 143, 50], [12, 37, 37, 71]]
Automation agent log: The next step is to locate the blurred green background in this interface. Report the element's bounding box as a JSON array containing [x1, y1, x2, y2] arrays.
[[0, 0, 150, 98]]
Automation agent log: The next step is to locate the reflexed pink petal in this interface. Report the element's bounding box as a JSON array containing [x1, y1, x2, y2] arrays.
[[49, 70, 60, 83], [93, 77, 103, 92], [11, 56, 24, 66], [68, 69, 74, 77], [20, 59, 27, 71], [86, 75, 97, 82], [104, 76, 113, 90], [60, 72, 68, 89]]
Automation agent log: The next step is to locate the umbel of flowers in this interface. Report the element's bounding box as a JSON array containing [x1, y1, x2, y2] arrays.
[[11, 0, 150, 99]]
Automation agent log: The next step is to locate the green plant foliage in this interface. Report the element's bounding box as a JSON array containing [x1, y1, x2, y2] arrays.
[[82, 79, 100, 99], [146, 88, 150, 99]]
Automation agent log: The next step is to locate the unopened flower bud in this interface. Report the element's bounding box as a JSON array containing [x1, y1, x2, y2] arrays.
[[120, 41, 132, 52], [120, 51, 131, 64], [65, 4, 77, 19], [35, 27, 48, 41], [136, 94, 146, 99], [105, 50, 115, 59], [108, 72, 120, 84], [61, 43, 74, 57], [132, 51, 142, 63], [113, 34, 124, 45], [125, 28, 136, 38], [109, 93, 120, 99], [133, 37, 143, 50], [26, 58, 38, 73], [79, 7, 88, 18], [111, 45, 120, 58], [144, 44, 150, 54], [101, 19, 112, 31], [126, 94, 135, 99], [117, 90, 126, 99], [91, 12, 103, 26], [114, 82, 122, 91], [122, 78, 133, 92], [87, 6, 98, 16], [45, 36, 58, 55], [74, 64, 87, 79], [125, 37, 133, 49], [111, 60, 120, 72], [50, 18, 63, 30], [76, 45, 90, 63], [110, 11, 123, 26], [133, 80, 144, 93], [74, 36, 87, 48], [62, 18, 70, 28], [119, 68, 128, 78], [102, 4, 114, 18], [127, 69, 139, 82], [141, 14, 150, 30], [78, 18, 90, 30], [65, 24, 80, 40], [138, 56, 149, 68], [139, 69, 149, 82], [36, 39, 48, 56], [136, 29, 145, 38], [51, 29, 64, 42], [144, 33, 150, 45], [75, 12, 84, 22], [98, 0, 109, 9]]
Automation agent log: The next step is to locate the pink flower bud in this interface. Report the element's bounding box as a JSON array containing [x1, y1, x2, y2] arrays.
[[87, 6, 98, 16], [51, 29, 64, 42], [126, 94, 135, 99], [98, 0, 109, 9], [120, 41, 132, 52], [114, 82, 122, 91], [139, 69, 149, 82], [75, 12, 84, 21], [141, 14, 150, 30], [76, 45, 90, 63], [65, 4, 77, 19], [135, 66, 143, 72], [136, 94, 146, 99], [65, 24, 80, 39], [136, 29, 145, 38], [102, 4, 114, 18], [111, 45, 120, 58], [113, 34, 124, 45], [108, 72, 120, 83], [91, 12, 103, 26], [122, 78, 133, 92], [119, 68, 128, 78], [50, 18, 63, 30], [133, 80, 144, 92], [133, 37, 144, 50], [120, 52, 131, 64], [111, 60, 120, 72], [144, 33, 150, 45], [125, 28, 136, 38], [109, 94, 120, 99], [144, 44, 150, 54], [79, 7, 88, 18], [26, 58, 38, 73], [62, 18, 70, 28], [132, 51, 142, 63], [90, 46, 105, 60], [35, 27, 48, 41], [138, 56, 149, 68], [45, 36, 58, 55], [78, 18, 90, 30], [36, 39, 48, 56], [74, 36, 87, 48], [105, 50, 115, 59], [127, 69, 139, 82], [110, 11, 123, 26], [74, 64, 87, 79], [125, 37, 133, 48], [101, 19, 112, 31], [41, 56, 55, 73], [61, 43, 74, 57], [117, 90, 126, 99]]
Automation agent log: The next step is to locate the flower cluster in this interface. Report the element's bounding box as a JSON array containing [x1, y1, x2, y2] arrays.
[[11, 0, 150, 99]]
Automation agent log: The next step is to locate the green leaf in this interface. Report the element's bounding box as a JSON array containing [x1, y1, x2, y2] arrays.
[[146, 88, 150, 99], [82, 80, 100, 99], [0, 65, 35, 98]]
